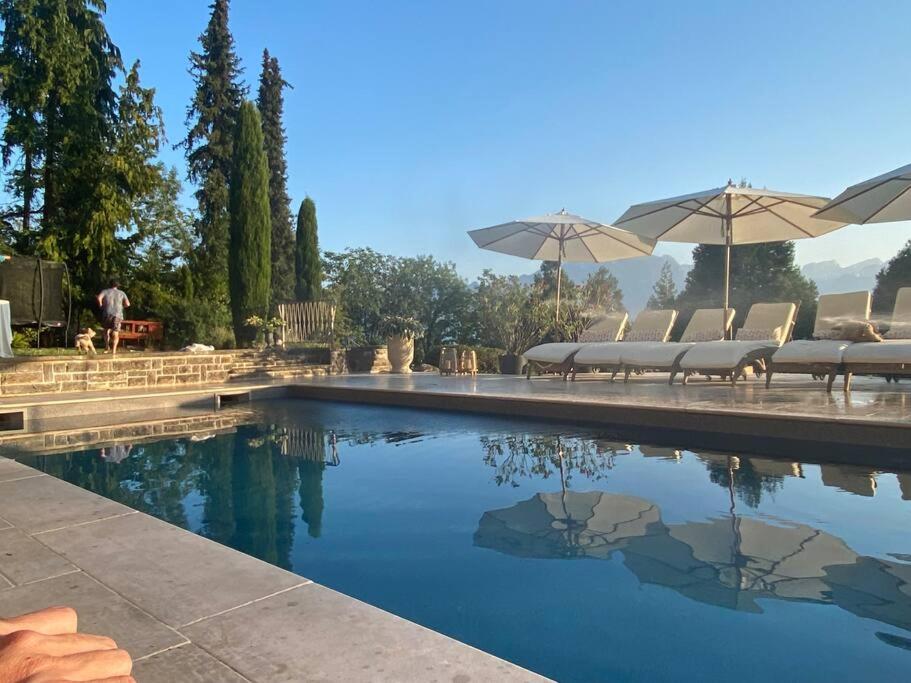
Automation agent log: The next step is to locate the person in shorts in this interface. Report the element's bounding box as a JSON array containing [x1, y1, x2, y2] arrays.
[[96, 279, 130, 354]]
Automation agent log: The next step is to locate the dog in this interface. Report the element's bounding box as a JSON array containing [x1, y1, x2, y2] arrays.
[[74, 328, 97, 355]]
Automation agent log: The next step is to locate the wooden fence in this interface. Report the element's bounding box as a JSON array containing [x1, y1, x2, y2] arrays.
[[277, 301, 336, 345]]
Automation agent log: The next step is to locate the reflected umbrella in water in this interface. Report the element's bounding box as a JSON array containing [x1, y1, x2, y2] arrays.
[[475, 491, 663, 560]]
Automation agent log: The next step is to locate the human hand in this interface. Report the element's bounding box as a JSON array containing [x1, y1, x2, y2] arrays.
[[0, 608, 133, 683]]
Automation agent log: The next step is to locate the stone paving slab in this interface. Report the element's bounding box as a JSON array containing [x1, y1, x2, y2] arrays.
[[0, 458, 44, 483], [0, 474, 134, 533], [183, 582, 549, 683], [0, 527, 77, 585], [38, 511, 309, 628], [133, 644, 250, 682], [0, 572, 186, 659]]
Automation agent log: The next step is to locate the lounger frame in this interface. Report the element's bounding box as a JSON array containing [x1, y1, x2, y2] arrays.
[[526, 355, 576, 381], [764, 362, 842, 392], [843, 363, 911, 393], [682, 303, 800, 387]]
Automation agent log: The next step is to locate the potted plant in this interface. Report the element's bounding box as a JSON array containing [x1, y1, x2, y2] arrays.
[[500, 297, 549, 374], [245, 315, 285, 348], [379, 315, 424, 373]]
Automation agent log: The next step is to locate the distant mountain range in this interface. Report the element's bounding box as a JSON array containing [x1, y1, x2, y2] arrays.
[[516, 255, 884, 314], [800, 258, 883, 295]]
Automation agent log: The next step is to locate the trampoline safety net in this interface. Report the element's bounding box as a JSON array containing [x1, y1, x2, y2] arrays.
[[0, 258, 68, 326]]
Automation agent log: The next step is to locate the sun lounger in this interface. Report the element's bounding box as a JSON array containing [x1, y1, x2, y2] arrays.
[[842, 287, 911, 391], [570, 309, 678, 381], [766, 291, 872, 392], [618, 308, 735, 384], [524, 311, 628, 379], [678, 302, 798, 385]]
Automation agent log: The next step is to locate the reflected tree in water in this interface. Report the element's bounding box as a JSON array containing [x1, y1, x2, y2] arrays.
[[701, 454, 786, 508], [480, 434, 626, 488]]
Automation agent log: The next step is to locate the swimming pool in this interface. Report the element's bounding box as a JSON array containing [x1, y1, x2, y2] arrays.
[[17, 400, 911, 682]]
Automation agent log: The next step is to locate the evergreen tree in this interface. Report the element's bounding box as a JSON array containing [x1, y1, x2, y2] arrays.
[[256, 49, 294, 306], [873, 239, 911, 315], [182, 0, 245, 320], [581, 267, 625, 312], [228, 101, 271, 345], [676, 242, 818, 338], [294, 197, 322, 300], [647, 261, 677, 309]]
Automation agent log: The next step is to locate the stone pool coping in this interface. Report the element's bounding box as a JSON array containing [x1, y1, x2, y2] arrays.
[[0, 456, 550, 682]]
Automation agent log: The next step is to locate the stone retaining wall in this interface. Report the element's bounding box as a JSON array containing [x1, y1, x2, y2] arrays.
[[0, 349, 336, 397]]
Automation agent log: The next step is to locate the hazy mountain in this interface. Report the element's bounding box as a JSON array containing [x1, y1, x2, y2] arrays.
[[519, 255, 691, 314], [801, 258, 883, 294]]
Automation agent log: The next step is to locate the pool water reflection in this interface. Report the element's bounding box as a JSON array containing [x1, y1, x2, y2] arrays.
[[17, 400, 911, 682]]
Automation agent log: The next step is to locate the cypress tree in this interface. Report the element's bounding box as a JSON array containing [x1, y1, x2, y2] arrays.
[[182, 0, 245, 315], [295, 197, 322, 300], [228, 101, 271, 345], [872, 240, 911, 315], [257, 49, 295, 306]]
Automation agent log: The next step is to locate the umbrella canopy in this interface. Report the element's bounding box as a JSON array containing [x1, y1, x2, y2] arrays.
[[474, 491, 663, 560], [814, 162, 911, 224], [468, 210, 655, 321], [615, 183, 848, 326]]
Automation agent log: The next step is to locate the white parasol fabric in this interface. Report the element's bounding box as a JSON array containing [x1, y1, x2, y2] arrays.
[[814, 162, 911, 224]]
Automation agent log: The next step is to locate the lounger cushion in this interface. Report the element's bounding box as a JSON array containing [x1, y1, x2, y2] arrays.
[[680, 340, 779, 370], [843, 340, 911, 364], [573, 342, 624, 366], [620, 342, 694, 366], [772, 340, 852, 365], [524, 342, 581, 364], [884, 323, 911, 340]]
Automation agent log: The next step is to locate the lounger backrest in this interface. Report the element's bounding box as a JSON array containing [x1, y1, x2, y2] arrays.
[[625, 309, 677, 342], [679, 308, 735, 342], [884, 287, 911, 339], [735, 303, 797, 345], [813, 291, 871, 339], [579, 311, 629, 343]]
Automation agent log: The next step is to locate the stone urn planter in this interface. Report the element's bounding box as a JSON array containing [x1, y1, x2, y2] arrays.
[[386, 335, 414, 374], [378, 315, 424, 375]]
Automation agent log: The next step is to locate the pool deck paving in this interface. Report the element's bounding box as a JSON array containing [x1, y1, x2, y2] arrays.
[[2, 369, 910, 681], [0, 456, 550, 682]]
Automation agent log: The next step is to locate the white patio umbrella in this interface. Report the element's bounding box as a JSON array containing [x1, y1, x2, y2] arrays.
[[615, 182, 848, 334], [814, 162, 911, 224], [468, 209, 655, 322]]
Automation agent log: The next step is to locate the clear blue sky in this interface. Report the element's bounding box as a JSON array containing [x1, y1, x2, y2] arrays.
[[106, 0, 911, 279]]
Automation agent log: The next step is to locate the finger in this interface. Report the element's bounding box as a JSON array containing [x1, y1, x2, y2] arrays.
[[0, 607, 78, 635], [29, 632, 119, 657], [49, 649, 132, 681]]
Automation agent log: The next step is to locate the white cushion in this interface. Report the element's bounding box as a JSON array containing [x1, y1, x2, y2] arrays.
[[843, 340, 911, 364], [623, 329, 666, 342], [621, 342, 694, 366], [574, 342, 624, 365], [680, 340, 778, 370], [523, 342, 581, 363], [772, 340, 852, 365]]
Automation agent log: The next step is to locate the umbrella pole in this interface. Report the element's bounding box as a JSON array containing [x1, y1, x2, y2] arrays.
[[555, 245, 563, 325], [723, 194, 733, 340]]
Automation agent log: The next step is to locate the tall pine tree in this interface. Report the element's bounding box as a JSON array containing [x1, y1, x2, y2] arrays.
[[873, 239, 911, 315], [676, 242, 818, 338], [257, 49, 294, 306], [647, 260, 677, 309], [228, 101, 271, 345], [295, 197, 322, 300], [182, 0, 245, 329]]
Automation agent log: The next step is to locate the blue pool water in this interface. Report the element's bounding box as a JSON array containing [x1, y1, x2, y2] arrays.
[[17, 400, 911, 682]]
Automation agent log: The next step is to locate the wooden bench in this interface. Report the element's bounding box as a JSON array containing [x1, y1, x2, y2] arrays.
[[117, 320, 164, 348]]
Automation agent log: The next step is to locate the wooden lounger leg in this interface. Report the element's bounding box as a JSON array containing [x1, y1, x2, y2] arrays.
[[765, 370, 774, 388], [526, 363, 533, 379], [843, 371, 853, 393], [681, 371, 690, 385], [571, 367, 577, 381], [825, 370, 837, 393], [610, 369, 617, 382], [623, 368, 632, 383], [668, 371, 677, 385]]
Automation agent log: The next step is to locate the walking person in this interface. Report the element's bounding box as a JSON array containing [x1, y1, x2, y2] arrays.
[[96, 279, 130, 355]]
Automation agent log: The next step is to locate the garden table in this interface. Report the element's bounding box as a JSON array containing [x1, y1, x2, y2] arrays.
[[0, 299, 12, 357]]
